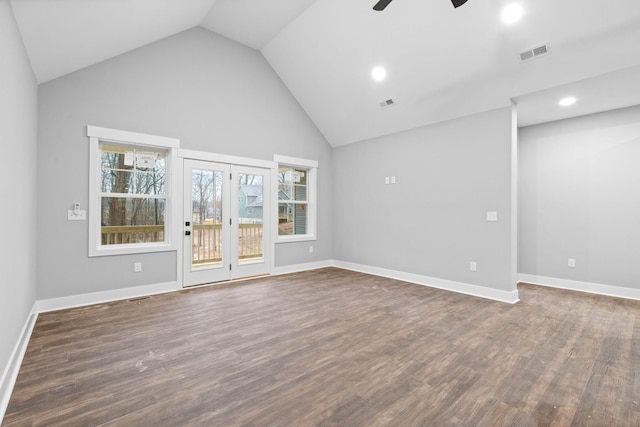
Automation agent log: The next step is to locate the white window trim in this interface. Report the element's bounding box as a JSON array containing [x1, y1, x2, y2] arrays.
[[87, 125, 180, 257], [274, 155, 318, 243], [179, 149, 275, 169]]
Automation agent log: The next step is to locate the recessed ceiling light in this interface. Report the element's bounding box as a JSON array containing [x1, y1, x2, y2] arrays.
[[559, 96, 577, 107], [501, 3, 523, 24], [371, 66, 387, 82]]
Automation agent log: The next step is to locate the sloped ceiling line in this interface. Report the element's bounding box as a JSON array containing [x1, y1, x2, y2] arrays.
[[10, 0, 640, 146]]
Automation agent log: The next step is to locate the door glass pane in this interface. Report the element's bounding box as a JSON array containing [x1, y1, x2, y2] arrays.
[[191, 169, 223, 270], [238, 173, 263, 265]]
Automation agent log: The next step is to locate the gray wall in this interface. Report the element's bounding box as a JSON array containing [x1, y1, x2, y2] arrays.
[[0, 0, 38, 386], [332, 107, 515, 292], [37, 27, 332, 300], [519, 105, 640, 289]]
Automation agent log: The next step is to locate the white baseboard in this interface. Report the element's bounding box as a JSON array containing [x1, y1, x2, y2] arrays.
[[0, 302, 38, 423], [37, 281, 180, 313], [333, 260, 519, 304], [518, 274, 640, 301], [272, 260, 334, 276]]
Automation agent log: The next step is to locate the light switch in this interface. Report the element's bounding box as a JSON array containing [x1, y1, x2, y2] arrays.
[[486, 211, 498, 222], [385, 177, 390, 184], [391, 176, 396, 184]]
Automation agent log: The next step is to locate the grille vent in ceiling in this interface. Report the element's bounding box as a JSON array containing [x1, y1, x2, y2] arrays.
[[379, 98, 395, 109], [519, 43, 551, 62]]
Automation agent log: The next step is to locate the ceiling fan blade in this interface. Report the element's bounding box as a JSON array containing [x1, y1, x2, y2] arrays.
[[451, 0, 469, 7], [373, 0, 393, 11]]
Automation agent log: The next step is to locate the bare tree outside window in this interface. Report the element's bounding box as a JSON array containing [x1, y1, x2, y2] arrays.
[[100, 143, 167, 245]]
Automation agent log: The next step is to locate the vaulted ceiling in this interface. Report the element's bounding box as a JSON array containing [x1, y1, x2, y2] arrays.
[[10, 0, 640, 146]]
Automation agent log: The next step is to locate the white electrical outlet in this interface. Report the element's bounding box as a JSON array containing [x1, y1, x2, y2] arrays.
[[385, 177, 390, 185], [390, 176, 396, 184], [568, 259, 576, 268], [134, 262, 142, 273], [67, 210, 86, 221], [470, 261, 477, 272], [486, 211, 498, 222], [309, 246, 314, 253]]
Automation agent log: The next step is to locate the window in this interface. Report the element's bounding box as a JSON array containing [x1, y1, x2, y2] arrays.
[[100, 144, 167, 243], [274, 155, 317, 242], [88, 126, 179, 256]]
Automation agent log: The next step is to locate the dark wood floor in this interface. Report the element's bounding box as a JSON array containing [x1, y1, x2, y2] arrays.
[[4, 267, 640, 426]]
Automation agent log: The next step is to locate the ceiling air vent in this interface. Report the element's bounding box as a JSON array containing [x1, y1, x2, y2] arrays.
[[379, 98, 395, 109], [519, 42, 550, 63]]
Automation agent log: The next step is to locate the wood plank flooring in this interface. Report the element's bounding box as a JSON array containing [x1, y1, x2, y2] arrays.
[[3, 267, 640, 426]]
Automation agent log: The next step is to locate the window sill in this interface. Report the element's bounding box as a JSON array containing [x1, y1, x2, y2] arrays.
[[276, 235, 317, 244], [89, 242, 176, 257]]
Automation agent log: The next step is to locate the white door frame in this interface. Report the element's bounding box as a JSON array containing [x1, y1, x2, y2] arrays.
[[183, 159, 231, 286], [178, 149, 277, 287]]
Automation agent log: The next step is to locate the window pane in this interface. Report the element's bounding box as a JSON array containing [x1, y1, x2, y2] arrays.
[[294, 183, 307, 201], [294, 203, 307, 234], [135, 150, 166, 171], [278, 167, 307, 202], [295, 169, 307, 186], [136, 171, 166, 195], [101, 144, 134, 172], [278, 183, 292, 201], [100, 144, 166, 195], [100, 197, 165, 245], [278, 202, 307, 235], [101, 170, 134, 194]]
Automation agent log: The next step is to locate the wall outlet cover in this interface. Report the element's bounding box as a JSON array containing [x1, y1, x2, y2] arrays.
[[68, 210, 86, 220]]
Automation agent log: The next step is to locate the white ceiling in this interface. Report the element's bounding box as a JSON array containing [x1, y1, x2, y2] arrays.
[[10, 0, 217, 84], [514, 64, 640, 127], [200, 0, 318, 50], [10, 0, 640, 146]]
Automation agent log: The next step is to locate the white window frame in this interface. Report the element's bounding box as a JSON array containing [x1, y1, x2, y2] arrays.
[[88, 125, 180, 257], [274, 155, 318, 243]]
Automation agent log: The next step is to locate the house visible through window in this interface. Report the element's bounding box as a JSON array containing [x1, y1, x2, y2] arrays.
[[274, 155, 317, 242], [278, 167, 308, 235]]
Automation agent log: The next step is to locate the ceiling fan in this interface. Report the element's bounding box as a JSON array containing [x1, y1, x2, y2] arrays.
[[373, 0, 468, 11]]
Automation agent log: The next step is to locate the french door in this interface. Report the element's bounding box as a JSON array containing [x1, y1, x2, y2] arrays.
[[183, 159, 271, 287]]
